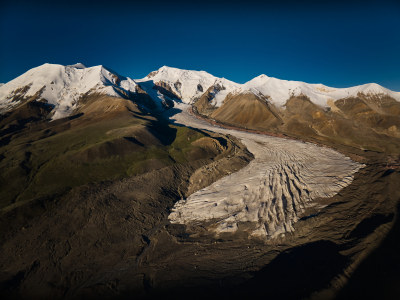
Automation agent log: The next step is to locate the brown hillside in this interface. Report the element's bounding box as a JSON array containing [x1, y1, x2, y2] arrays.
[[335, 96, 400, 138], [201, 92, 400, 154], [210, 92, 282, 131]]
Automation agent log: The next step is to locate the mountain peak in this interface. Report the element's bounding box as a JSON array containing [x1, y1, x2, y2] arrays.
[[158, 65, 174, 71], [67, 63, 86, 69], [257, 74, 269, 79], [154, 66, 214, 78], [361, 82, 386, 92], [244, 74, 270, 85], [342, 82, 392, 98]]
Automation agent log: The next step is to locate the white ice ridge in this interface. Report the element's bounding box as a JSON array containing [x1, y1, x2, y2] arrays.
[[168, 104, 364, 239]]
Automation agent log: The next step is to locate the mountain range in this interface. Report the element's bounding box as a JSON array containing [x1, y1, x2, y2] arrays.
[[1, 63, 400, 117]]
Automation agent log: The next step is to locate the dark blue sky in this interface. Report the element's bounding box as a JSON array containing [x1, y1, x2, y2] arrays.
[[1, 0, 400, 90]]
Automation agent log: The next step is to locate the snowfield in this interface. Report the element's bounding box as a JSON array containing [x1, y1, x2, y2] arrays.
[[168, 104, 364, 239]]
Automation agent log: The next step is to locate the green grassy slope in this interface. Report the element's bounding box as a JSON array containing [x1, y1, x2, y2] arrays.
[[0, 97, 220, 212]]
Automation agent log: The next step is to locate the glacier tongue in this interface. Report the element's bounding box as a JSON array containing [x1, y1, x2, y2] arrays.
[[168, 104, 363, 239]]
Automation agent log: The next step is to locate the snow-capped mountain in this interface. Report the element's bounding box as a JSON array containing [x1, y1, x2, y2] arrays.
[[0, 63, 138, 119], [243, 74, 400, 107], [136, 66, 241, 106], [1, 63, 399, 121], [135, 66, 400, 109]]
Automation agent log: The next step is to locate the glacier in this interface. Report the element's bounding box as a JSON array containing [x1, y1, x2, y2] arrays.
[[168, 103, 364, 239]]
